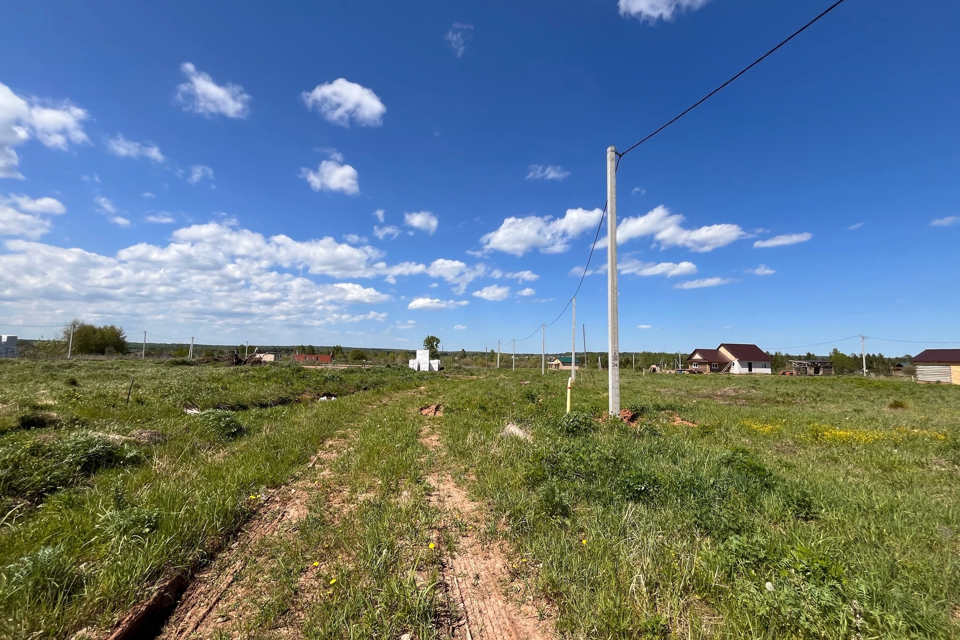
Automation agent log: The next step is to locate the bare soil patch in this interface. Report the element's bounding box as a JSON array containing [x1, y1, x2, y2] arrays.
[[428, 473, 554, 639], [420, 404, 444, 417]]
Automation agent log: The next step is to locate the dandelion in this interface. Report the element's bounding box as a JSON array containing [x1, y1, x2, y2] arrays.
[[582, 539, 587, 545], [313, 562, 320, 567], [429, 542, 436, 549], [329, 578, 337, 585], [521, 559, 527, 563]]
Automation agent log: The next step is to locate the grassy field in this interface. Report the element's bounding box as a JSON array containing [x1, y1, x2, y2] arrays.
[[1, 360, 958, 638]]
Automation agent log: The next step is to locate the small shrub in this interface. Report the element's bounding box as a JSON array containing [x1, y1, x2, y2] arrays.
[[556, 411, 596, 436], [536, 480, 572, 519], [65, 377, 79, 387], [0, 432, 143, 503], [195, 410, 245, 441], [618, 470, 662, 503], [2, 545, 84, 607], [887, 399, 909, 410], [16, 412, 61, 430], [166, 358, 197, 367]]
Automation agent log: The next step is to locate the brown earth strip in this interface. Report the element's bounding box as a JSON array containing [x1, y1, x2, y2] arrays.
[[156, 436, 350, 640], [428, 473, 554, 640]]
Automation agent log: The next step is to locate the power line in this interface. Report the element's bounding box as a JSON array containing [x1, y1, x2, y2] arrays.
[[508, 1, 850, 348], [618, 0, 850, 160], [866, 337, 960, 345], [768, 336, 860, 351]]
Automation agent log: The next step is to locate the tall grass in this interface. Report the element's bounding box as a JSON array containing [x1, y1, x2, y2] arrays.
[[0, 360, 421, 638]]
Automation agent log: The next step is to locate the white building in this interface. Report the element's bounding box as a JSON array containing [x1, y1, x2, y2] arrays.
[[0, 335, 17, 359], [409, 349, 440, 372]]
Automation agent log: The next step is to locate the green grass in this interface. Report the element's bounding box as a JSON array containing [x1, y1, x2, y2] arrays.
[[435, 371, 960, 639], [0, 359, 423, 638], [1, 361, 958, 639]]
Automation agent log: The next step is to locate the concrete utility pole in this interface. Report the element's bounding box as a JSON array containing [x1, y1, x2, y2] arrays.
[[512, 338, 516, 371], [141, 331, 146, 360], [245, 342, 249, 359], [188, 337, 194, 360], [860, 335, 867, 376], [497, 340, 501, 369], [67, 326, 74, 360], [582, 324, 587, 375], [607, 145, 620, 416], [571, 297, 577, 382], [541, 323, 545, 375]]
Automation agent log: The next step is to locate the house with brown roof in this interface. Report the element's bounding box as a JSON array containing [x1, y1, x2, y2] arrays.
[[913, 349, 960, 385], [686, 343, 772, 374]]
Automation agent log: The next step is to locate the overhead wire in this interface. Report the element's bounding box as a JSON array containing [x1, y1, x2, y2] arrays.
[[617, 0, 850, 160], [502, 0, 852, 353]]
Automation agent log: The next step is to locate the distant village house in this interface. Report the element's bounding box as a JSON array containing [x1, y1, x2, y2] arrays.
[[293, 353, 332, 363], [913, 349, 960, 385], [548, 356, 580, 371], [686, 343, 772, 374], [0, 335, 16, 359], [789, 360, 834, 376]]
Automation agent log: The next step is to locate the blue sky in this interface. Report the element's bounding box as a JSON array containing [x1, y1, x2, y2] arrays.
[[1, 0, 958, 355]]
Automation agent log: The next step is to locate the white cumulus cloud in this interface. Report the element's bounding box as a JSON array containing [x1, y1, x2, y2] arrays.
[[177, 62, 251, 118], [754, 233, 812, 248], [0, 229, 393, 331], [618, 0, 712, 23], [300, 153, 359, 195], [373, 209, 385, 223], [145, 213, 175, 224], [94, 196, 116, 214], [517, 287, 536, 297], [106, 134, 165, 162], [638, 324, 652, 329], [526, 165, 570, 181], [1, 82, 90, 179], [931, 216, 959, 227], [481, 207, 602, 256], [188, 165, 214, 184], [408, 297, 469, 310], [750, 264, 775, 276], [675, 277, 734, 290], [620, 259, 697, 277], [608, 205, 744, 253], [302, 79, 386, 127], [405, 211, 438, 235], [445, 23, 474, 58], [0, 195, 67, 239], [108, 216, 131, 228], [454, 324, 467, 330], [472, 285, 510, 301], [374, 225, 401, 240]]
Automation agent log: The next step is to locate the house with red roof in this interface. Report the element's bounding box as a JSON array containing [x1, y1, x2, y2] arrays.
[[686, 343, 772, 375]]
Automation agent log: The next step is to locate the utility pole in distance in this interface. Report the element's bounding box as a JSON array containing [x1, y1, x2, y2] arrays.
[[541, 323, 545, 375], [571, 297, 577, 382], [142, 331, 146, 360], [188, 337, 194, 360], [607, 145, 620, 416], [512, 338, 516, 371], [860, 335, 867, 376], [497, 340, 501, 369], [67, 326, 74, 360]]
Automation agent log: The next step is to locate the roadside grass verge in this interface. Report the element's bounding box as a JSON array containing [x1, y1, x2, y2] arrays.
[[0, 360, 422, 638], [437, 371, 960, 638]]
